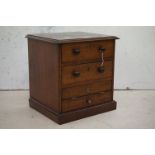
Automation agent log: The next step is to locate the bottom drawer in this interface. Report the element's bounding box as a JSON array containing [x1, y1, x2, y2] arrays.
[[62, 91, 112, 112]]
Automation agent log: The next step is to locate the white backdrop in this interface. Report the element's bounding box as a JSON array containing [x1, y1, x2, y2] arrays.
[[0, 26, 155, 90]]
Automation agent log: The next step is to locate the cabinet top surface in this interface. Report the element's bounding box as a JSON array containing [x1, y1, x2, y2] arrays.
[[26, 32, 119, 43]]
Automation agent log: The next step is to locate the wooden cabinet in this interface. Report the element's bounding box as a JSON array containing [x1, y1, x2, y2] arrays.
[[27, 32, 119, 124]]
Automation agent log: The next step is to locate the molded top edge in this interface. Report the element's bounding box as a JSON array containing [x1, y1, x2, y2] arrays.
[[26, 32, 119, 43]]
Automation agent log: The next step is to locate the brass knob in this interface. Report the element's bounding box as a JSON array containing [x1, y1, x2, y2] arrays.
[[72, 71, 80, 77], [98, 66, 104, 73], [98, 47, 106, 53], [72, 48, 80, 55]]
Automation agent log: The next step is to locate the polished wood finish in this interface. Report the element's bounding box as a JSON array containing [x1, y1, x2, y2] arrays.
[[27, 32, 119, 124], [26, 32, 119, 44], [28, 39, 61, 112], [62, 79, 112, 99], [62, 61, 113, 85], [62, 91, 112, 112], [61, 40, 114, 63], [29, 98, 116, 124]]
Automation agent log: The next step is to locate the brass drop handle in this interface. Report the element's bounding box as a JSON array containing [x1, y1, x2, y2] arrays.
[[72, 71, 80, 77], [72, 48, 80, 55], [98, 47, 105, 67], [98, 66, 104, 73]]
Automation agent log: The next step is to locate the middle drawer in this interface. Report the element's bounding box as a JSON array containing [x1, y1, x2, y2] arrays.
[[62, 79, 112, 99], [62, 60, 113, 86]]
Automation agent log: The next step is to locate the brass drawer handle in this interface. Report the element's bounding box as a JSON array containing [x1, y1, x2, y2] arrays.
[[72, 71, 80, 77], [72, 48, 80, 55], [98, 66, 104, 73], [98, 47, 106, 53]]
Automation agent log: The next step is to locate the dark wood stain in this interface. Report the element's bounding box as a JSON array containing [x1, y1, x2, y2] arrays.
[[27, 32, 119, 124], [61, 40, 114, 63], [62, 61, 113, 86], [26, 32, 119, 44], [29, 98, 117, 124], [62, 91, 112, 112], [62, 79, 112, 99], [28, 39, 60, 112]]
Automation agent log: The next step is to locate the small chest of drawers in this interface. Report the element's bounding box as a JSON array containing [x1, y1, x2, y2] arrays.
[[27, 32, 119, 124]]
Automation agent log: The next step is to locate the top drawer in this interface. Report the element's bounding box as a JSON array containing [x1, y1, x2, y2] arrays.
[[61, 40, 114, 63]]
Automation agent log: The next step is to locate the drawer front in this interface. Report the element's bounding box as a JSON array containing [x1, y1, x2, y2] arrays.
[[62, 79, 112, 99], [62, 91, 112, 112], [62, 61, 113, 86], [62, 40, 114, 63]]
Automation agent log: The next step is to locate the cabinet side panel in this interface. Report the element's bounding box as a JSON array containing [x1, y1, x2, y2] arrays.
[[28, 39, 60, 112], [112, 40, 116, 100]]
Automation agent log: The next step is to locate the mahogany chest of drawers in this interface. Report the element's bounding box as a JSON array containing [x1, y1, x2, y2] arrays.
[[27, 32, 119, 124]]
